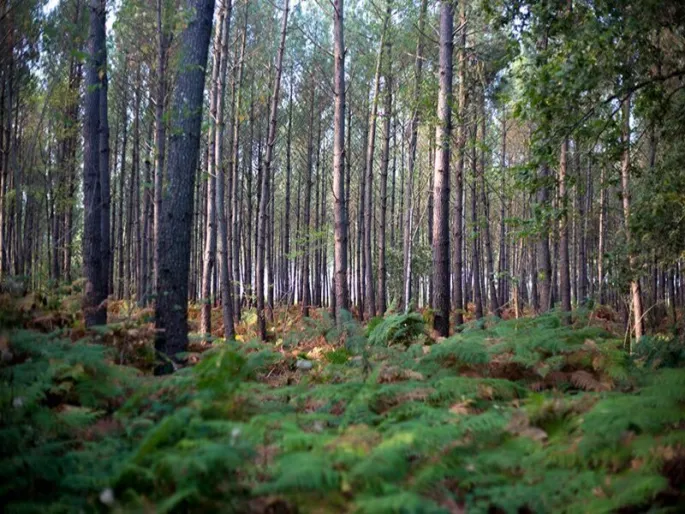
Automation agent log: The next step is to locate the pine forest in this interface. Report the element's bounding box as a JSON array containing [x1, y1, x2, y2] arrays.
[[2, 0, 685, 512]]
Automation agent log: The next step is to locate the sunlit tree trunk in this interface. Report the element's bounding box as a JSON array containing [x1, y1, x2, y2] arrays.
[[432, 0, 453, 336], [621, 95, 644, 340]]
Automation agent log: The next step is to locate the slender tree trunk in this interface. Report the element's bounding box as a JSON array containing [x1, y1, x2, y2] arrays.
[[231, 17, 247, 319], [432, 0, 453, 336], [364, 29, 387, 320], [559, 138, 572, 316], [471, 121, 483, 320], [301, 84, 315, 317], [452, 0, 467, 323], [537, 161, 552, 312], [578, 148, 588, 303], [313, 118, 322, 307], [403, 0, 427, 312], [598, 164, 606, 305], [377, 14, 392, 316], [257, 0, 289, 339], [215, 0, 234, 338], [200, 4, 226, 336], [620, 95, 644, 340], [283, 72, 293, 304], [155, 0, 216, 372], [332, 0, 350, 321], [357, 96, 369, 315], [477, 85, 498, 315], [154, 0, 170, 290]]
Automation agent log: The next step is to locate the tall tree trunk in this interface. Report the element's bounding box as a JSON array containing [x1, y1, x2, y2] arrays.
[[231, 9, 247, 319], [578, 149, 588, 303], [498, 114, 508, 309], [99, 3, 110, 301], [432, 0, 453, 336], [452, 0, 467, 323], [363, 15, 389, 320], [313, 118, 322, 307], [471, 121, 483, 320], [257, 0, 289, 339], [376, 0, 392, 316], [200, 4, 226, 337], [216, 0, 234, 338], [283, 72, 293, 304], [117, 70, 128, 300], [598, 164, 606, 305], [620, 95, 644, 340], [301, 83, 315, 317], [477, 84, 498, 315], [537, 162, 552, 312], [82, 0, 108, 327], [403, 0, 427, 312], [154, 0, 170, 290], [332, 0, 350, 321], [357, 96, 369, 315], [559, 138, 572, 316], [155, 0, 216, 373]]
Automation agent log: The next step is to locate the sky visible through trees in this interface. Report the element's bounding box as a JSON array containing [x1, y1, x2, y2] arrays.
[[6, 0, 685, 352], [2, 0, 685, 511]]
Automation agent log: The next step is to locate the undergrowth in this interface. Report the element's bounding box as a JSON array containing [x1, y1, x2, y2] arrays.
[[1, 295, 684, 513]]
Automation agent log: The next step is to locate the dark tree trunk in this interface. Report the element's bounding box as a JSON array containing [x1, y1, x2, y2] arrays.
[[82, 0, 108, 327], [155, 0, 216, 373], [559, 138, 572, 316], [154, 0, 170, 290]]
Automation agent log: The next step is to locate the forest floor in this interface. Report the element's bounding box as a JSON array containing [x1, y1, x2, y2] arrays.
[[2, 282, 685, 513]]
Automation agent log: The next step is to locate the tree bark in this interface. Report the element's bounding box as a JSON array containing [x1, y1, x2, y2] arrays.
[[154, 0, 171, 291], [432, 0, 453, 336], [301, 83, 315, 317], [200, 4, 226, 337], [363, 17, 388, 320], [155, 0, 216, 373], [215, 0, 234, 338], [452, 0, 467, 324], [257, 0, 289, 339], [377, 7, 392, 316], [559, 138, 572, 316], [332, 0, 350, 321], [620, 95, 644, 340], [402, 0, 427, 313], [82, 0, 108, 327]]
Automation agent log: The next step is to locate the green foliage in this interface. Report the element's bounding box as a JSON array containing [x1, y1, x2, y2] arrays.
[[3, 310, 685, 513], [367, 312, 425, 347]]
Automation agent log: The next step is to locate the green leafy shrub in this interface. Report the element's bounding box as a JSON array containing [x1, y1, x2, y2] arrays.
[[367, 312, 425, 347]]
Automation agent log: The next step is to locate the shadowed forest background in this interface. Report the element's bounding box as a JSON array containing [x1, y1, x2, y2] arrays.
[[2, 0, 685, 512]]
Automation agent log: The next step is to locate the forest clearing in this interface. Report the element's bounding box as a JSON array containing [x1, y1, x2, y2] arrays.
[[2, 0, 685, 511]]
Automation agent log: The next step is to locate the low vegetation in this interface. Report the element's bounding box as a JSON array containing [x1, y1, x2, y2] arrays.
[[2, 291, 684, 513]]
